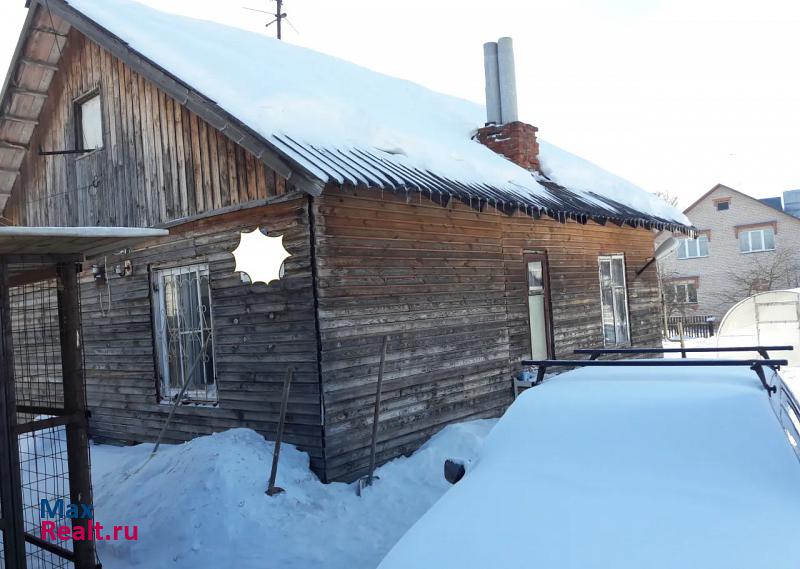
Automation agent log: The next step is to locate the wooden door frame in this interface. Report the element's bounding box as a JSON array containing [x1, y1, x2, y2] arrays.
[[523, 252, 555, 359]]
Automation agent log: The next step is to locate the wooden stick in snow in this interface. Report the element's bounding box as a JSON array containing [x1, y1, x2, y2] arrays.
[[358, 335, 389, 495], [267, 366, 294, 496]]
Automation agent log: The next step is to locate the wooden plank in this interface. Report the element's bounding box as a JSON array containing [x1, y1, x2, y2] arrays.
[[189, 111, 203, 213], [198, 118, 212, 212]]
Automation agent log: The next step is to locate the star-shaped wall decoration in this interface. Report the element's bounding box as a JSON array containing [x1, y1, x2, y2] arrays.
[[232, 228, 291, 285]]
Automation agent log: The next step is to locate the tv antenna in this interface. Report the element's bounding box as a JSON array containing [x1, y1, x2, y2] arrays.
[[243, 0, 297, 40]]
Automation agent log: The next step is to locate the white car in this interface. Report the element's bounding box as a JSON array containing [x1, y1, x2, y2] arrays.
[[378, 357, 800, 569]]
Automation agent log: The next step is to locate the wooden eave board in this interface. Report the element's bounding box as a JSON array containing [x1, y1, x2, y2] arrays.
[[0, 4, 72, 210], [0, 226, 168, 256]]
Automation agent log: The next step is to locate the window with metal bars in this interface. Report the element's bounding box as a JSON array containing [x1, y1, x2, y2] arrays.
[[152, 264, 217, 403], [598, 254, 631, 346]]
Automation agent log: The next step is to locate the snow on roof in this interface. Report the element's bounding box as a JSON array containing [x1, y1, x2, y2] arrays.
[[378, 365, 800, 569], [64, 0, 690, 228]]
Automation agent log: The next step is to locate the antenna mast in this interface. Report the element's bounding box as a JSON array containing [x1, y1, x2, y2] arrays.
[[243, 0, 288, 40], [275, 0, 283, 40]]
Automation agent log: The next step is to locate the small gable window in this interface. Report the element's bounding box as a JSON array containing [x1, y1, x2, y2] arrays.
[[76, 92, 103, 151], [715, 198, 730, 211]]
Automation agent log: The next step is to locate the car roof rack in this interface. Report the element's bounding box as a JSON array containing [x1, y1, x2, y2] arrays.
[[574, 345, 794, 360], [521, 348, 790, 396]]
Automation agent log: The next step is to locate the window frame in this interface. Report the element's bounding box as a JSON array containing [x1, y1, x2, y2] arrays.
[[739, 227, 776, 254], [671, 281, 698, 304], [676, 235, 709, 260], [74, 89, 104, 153], [714, 197, 731, 211], [597, 254, 631, 347], [151, 263, 218, 404]]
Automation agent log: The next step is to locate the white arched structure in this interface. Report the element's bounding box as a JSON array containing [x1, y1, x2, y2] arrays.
[[717, 289, 800, 366]]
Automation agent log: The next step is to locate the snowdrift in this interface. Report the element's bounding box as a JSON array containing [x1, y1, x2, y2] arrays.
[[90, 421, 496, 569]]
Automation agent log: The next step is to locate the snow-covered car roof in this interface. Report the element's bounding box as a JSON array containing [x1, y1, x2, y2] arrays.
[[31, 0, 690, 231], [377, 365, 800, 569]]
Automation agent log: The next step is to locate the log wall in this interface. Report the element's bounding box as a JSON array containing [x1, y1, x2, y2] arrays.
[[313, 187, 661, 481], [79, 200, 324, 469]]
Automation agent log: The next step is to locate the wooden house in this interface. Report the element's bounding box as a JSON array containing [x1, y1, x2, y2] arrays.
[[0, 0, 691, 481]]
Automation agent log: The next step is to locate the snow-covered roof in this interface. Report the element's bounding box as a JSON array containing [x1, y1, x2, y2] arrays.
[[60, 0, 690, 229], [378, 365, 800, 569]]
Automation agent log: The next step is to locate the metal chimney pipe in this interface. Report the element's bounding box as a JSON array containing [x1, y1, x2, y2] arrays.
[[483, 41, 501, 125], [497, 37, 518, 123]]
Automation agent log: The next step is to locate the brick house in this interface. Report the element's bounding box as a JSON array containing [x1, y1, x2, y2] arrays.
[[656, 184, 800, 321]]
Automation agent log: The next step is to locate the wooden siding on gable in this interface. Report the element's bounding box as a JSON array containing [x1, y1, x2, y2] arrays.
[[80, 200, 324, 468], [4, 30, 289, 228], [313, 187, 662, 481]]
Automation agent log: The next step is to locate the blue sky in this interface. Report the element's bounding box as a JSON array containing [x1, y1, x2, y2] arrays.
[[1, 0, 798, 208]]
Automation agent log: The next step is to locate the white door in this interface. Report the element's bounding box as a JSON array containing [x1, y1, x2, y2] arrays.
[[526, 257, 551, 360]]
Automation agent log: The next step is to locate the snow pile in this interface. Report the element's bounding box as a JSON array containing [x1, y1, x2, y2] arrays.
[[64, 0, 688, 226], [90, 421, 496, 569], [378, 366, 800, 569], [664, 337, 800, 399]]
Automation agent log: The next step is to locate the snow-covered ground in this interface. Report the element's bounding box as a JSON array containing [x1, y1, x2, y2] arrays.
[[30, 336, 797, 568], [663, 336, 800, 398], [89, 421, 496, 569]]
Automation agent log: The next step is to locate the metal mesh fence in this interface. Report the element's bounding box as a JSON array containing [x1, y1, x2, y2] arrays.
[[10, 280, 64, 410], [22, 545, 70, 569], [9, 275, 74, 569]]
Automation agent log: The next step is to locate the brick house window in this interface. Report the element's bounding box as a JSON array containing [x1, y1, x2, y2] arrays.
[[669, 281, 698, 304], [598, 254, 630, 346], [676, 235, 709, 259], [739, 228, 775, 253], [152, 264, 217, 403], [75, 92, 103, 151]]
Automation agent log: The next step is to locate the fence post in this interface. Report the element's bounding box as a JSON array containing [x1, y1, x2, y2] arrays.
[[56, 263, 96, 569], [677, 320, 686, 357]]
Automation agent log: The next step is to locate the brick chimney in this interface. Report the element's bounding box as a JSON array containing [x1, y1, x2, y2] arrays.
[[476, 38, 540, 173], [475, 122, 540, 172]]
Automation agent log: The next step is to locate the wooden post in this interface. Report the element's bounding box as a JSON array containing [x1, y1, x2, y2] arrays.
[[267, 366, 293, 496], [366, 335, 390, 487], [677, 320, 686, 358], [56, 263, 96, 569], [0, 261, 27, 569]]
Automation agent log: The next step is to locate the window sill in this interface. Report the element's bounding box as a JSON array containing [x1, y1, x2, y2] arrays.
[[677, 256, 708, 260], [74, 148, 104, 161], [740, 248, 776, 255], [159, 397, 219, 408]]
